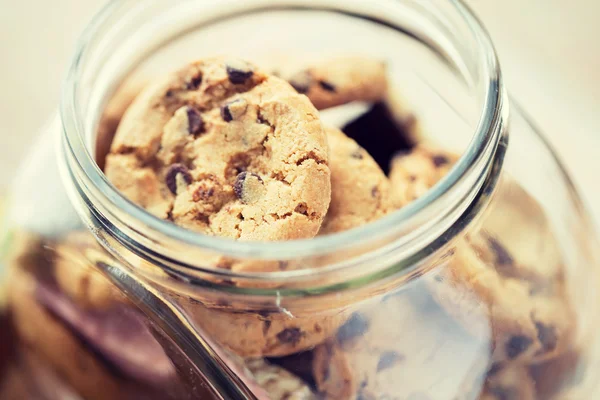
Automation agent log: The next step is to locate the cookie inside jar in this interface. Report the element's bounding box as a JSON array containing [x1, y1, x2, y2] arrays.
[[2, 53, 581, 400]]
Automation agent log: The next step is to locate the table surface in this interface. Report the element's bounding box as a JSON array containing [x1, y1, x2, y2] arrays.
[[0, 0, 598, 224]]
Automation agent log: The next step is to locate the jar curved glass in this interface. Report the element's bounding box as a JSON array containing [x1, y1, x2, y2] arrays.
[[0, 1, 598, 399]]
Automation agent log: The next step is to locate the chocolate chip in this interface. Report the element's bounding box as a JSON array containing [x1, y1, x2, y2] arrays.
[[289, 70, 312, 94], [535, 321, 558, 353], [233, 172, 264, 202], [186, 74, 202, 90], [186, 107, 204, 134], [487, 236, 514, 266], [165, 164, 192, 195], [165, 89, 174, 98], [371, 186, 379, 198], [221, 99, 248, 122], [350, 148, 364, 159], [376, 351, 404, 371], [487, 362, 503, 376], [263, 320, 272, 335], [489, 386, 519, 400], [276, 328, 302, 345], [432, 154, 450, 167], [318, 80, 336, 92], [336, 312, 369, 345], [278, 261, 289, 270], [221, 104, 234, 122], [505, 335, 533, 359], [226, 60, 254, 84]]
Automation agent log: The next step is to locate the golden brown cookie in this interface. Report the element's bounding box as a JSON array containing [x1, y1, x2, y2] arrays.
[[279, 56, 388, 110], [319, 126, 393, 234], [106, 57, 331, 241], [429, 235, 574, 366], [177, 297, 349, 358], [388, 145, 459, 208], [312, 295, 487, 399]]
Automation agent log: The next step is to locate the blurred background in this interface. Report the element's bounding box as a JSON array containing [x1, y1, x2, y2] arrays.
[[0, 0, 598, 223]]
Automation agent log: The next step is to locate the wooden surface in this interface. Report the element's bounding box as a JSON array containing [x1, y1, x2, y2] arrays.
[[0, 0, 598, 223]]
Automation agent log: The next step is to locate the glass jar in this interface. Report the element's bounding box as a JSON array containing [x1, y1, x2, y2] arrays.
[[1, 0, 599, 399]]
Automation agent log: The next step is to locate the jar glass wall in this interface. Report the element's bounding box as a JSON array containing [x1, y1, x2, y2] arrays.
[[1, 1, 599, 399]]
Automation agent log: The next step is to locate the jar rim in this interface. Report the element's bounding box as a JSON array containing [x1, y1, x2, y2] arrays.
[[60, 0, 504, 273]]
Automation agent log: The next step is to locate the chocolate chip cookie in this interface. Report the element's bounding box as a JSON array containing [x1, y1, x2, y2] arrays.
[[106, 57, 331, 241], [280, 56, 388, 110], [178, 297, 349, 358], [429, 233, 574, 366], [319, 126, 393, 234], [312, 295, 488, 399], [388, 145, 459, 208]]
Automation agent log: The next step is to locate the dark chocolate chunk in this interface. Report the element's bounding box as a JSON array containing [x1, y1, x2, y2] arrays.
[[289, 70, 312, 94], [165, 164, 192, 195], [226, 61, 254, 84], [505, 335, 533, 359], [371, 186, 379, 198], [318, 80, 336, 92], [186, 74, 202, 90], [488, 386, 519, 400], [276, 328, 303, 345], [487, 362, 503, 376], [278, 261, 289, 270], [186, 107, 204, 134], [343, 102, 414, 174], [221, 103, 234, 122], [233, 172, 263, 200], [336, 312, 369, 345], [431, 154, 450, 167], [535, 321, 558, 353], [376, 351, 404, 371], [487, 236, 514, 266]]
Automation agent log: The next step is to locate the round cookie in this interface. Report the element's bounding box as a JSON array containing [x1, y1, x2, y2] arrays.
[[312, 295, 488, 399], [388, 144, 459, 208], [319, 126, 393, 235], [276, 56, 388, 110], [105, 57, 331, 241], [177, 297, 349, 358], [428, 234, 575, 366]]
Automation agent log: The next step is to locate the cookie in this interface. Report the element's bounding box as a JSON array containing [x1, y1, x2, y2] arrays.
[[319, 126, 393, 234], [388, 145, 459, 208], [429, 234, 574, 366], [312, 295, 488, 399], [480, 366, 536, 400], [106, 57, 331, 241], [279, 56, 388, 110], [245, 359, 316, 400], [177, 297, 349, 358]]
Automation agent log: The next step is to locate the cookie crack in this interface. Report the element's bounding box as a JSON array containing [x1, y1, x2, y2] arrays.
[[295, 151, 327, 166]]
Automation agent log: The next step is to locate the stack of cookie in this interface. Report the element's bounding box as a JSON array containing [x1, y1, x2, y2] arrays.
[[2, 56, 579, 400]]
